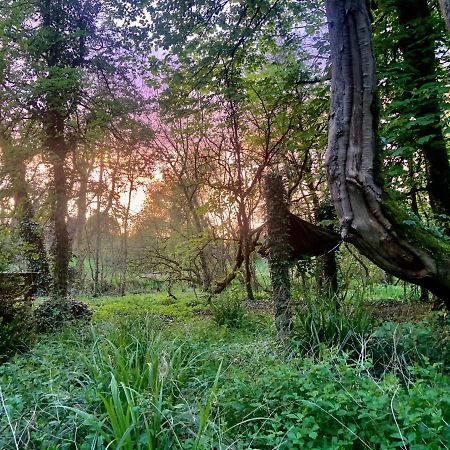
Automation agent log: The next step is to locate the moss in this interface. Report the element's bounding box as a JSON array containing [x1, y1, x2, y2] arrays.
[[381, 192, 450, 260]]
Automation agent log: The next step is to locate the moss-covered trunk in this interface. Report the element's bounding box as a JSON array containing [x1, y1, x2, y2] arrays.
[[47, 115, 70, 299], [264, 173, 292, 336]]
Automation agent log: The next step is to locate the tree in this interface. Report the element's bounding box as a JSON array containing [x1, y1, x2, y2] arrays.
[[375, 0, 450, 226], [0, 0, 147, 299], [1, 140, 51, 292], [325, 0, 450, 305], [264, 172, 292, 336], [0, 4, 51, 291]]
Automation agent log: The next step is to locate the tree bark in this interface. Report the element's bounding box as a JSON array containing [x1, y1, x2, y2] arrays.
[[265, 173, 292, 337], [46, 113, 70, 299], [120, 177, 134, 296], [439, 0, 450, 31], [181, 183, 213, 291], [325, 0, 450, 306], [73, 162, 88, 285], [93, 155, 104, 297], [315, 201, 338, 300]]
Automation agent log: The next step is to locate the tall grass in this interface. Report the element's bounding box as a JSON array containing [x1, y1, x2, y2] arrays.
[[68, 316, 223, 449], [292, 294, 374, 357]]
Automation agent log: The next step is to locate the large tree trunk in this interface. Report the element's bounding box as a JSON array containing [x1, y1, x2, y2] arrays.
[[47, 116, 70, 299], [325, 0, 450, 306]]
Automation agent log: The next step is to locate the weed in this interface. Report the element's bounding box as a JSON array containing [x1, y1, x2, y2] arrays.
[[211, 286, 245, 328]]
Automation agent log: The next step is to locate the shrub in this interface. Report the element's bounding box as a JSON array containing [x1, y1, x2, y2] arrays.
[[69, 299, 93, 321], [0, 277, 35, 361], [34, 298, 92, 331], [211, 286, 245, 328], [368, 317, 450, 378]]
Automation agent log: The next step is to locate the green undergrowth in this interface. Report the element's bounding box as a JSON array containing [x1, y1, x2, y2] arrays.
[[0, 294, 449, 449], [85, 291, 208, 322]]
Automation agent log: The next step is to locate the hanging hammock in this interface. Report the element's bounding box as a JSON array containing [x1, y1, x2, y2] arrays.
[[259, 212, 341, 260]]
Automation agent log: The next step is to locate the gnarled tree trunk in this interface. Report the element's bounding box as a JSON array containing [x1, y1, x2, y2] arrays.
[[325, 0, 450, 306]]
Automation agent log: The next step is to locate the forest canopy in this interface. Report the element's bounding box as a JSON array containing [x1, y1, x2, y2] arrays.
[[1, 0, 449, 303]]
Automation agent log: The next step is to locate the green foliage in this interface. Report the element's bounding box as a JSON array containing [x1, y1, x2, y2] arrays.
[[369, 318, 450, 377], [34, 298, 92, 331], [292, 296, 374, 356], [211, 286, 245, 328], [0, 276, 35, 361], [88, 291, 206, 322], [1, 294, 449, 449], [0, 311, 34, 363], [220, 355, 450, 449], [0, 225, 16, 271]]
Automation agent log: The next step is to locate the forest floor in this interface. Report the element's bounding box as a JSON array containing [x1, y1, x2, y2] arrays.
[[0, 289, 449, 449]]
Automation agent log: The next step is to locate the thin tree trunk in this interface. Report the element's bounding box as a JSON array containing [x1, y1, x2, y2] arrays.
[[224, 67, 254, 300], [408, 161, 430, 302], [231, 106, 254, 300], [74, 163, 88, 286], [120, 178, 134, 296], [93, 156, 104, 297], [325, 0, 450, 306], [239, 199, 254, 300], [181, 184, 213, 291], [316, 201, 338, 300]]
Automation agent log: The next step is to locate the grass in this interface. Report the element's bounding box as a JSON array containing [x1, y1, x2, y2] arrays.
[[0, 292, 449, 449]]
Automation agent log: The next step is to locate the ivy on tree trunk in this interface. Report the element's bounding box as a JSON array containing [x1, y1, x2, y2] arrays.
[[264, 172, 292, 336]]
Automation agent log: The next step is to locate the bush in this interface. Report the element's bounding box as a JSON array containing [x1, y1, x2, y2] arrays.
[[0, 275, 36, 361], [69, 299, 93, 321], [211, 286, 245, 328], [0, 314, 34, 362], [34, 298, 92, 331], [368, 317, 450, 377]]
